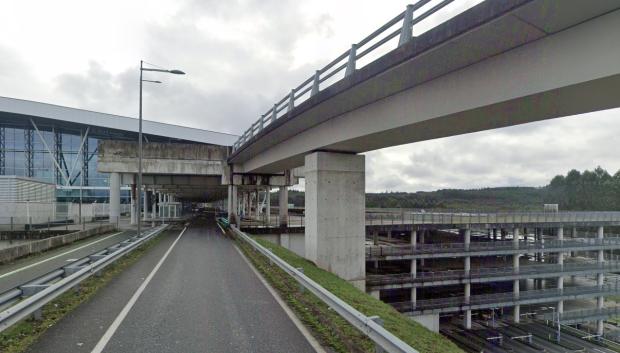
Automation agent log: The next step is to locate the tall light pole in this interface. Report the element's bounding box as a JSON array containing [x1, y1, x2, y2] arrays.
[[137, 60, 185, 237]]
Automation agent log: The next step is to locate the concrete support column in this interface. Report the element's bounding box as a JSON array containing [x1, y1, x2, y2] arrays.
[[420, 231, 425, 267], [411, 256, 417, 308], [557, 227, 564, 314], [597, 225, 605, 337], [142, 188, 148, 220], [304, 151, 365, 288], [130, 183, 136, 225], [227, 186, 237, 224], [266, 187, 271, 224], [411, 230, 417, 248], [512, 227, 520, 322], [109, 172, 120, 224], [464, 228, 471, 329], [150, 190, 156, 220], [279, 186, 288, 227], [157, 192, 163, 218]]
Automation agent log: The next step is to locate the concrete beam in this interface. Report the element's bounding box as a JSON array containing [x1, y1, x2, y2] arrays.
[[98, 140, 226, 175]]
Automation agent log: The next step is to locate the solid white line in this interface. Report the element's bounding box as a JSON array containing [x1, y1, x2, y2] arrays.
[[0, 231, 124, 280], [234, 245, 327, 353], [90, 227, 187, 353]]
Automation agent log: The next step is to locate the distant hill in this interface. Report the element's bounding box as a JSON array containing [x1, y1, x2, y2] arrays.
[[282, 166, 620, 211]]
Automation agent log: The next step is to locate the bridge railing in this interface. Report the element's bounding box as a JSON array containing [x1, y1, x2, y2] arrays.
[[232, 0, 458, 152], [392, 282, 620, 313], [228, 223, 419, 353], [366, 261, 620, 286], [366, 210, 620, 225]]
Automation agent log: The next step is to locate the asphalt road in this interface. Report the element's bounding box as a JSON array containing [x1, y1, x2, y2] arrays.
[[26, 218, 316, 353], [0, 230, 133, 293]]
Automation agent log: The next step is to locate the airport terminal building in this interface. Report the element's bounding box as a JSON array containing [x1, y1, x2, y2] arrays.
[[0, 96, 237, 204]]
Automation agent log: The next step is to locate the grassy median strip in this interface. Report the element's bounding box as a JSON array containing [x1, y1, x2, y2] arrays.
[[0, 229, 168, 353]]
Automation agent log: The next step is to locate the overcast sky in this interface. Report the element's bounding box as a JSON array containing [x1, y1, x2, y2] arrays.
[[1, 0, 619, 192]]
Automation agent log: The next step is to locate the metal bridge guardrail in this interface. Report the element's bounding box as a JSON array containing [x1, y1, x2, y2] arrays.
[[232, 0, 456, 152], [537, 306, 620, 323], [241, 211, 620, 229], [366, 237, 620, 258], [366, 261, 620, 286], [392, 282, 620, 313], [228, 223, 418, 353], [0, 224, 169, 333], [365, 210, 620, 226]]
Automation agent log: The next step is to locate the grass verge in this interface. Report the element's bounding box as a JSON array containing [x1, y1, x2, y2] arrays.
[[231, 227, 463, 353], [0, 228, 169, 353]]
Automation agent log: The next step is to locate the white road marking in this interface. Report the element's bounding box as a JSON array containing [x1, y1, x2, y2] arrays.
[[234, 245, 327, 353], [90, 227, 187, 353], [0, 231, 124, 280]]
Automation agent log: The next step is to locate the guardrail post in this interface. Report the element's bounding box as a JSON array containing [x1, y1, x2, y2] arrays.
[[287, 89, 295, 112], [345, 44, 357, 77], [259, 115, 264, 131], [398, 4, 414, 47], [369, 316, 386, 353], [296, 267, 305, 293], [311, 70, 320, 96], [271, 104, 278, 123]]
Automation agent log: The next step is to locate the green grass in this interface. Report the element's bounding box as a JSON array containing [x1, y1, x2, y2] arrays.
[[239, 233, 463, 353], [0, 228, 169, 353]]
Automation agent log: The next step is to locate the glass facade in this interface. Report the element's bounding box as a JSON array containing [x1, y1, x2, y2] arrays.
[[0, 122, 127, 203]]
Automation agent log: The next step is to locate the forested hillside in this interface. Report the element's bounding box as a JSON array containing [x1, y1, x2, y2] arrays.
[[283, 167, 619, 211]]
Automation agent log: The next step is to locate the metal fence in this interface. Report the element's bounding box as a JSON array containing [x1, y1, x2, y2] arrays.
[[0, 201, 131, 230], [233, 0, 457, 151], [392, 282, 620, 313], [366, 237, 620, 258], [365, 210, 620, 226], [367, 261, 620, 287]]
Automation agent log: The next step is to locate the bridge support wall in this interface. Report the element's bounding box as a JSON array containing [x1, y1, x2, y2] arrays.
[[109, 172, 120, 223], [304, 151, 365, 288]]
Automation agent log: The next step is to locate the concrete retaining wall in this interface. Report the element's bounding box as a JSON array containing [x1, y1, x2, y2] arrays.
[[0, 224, 117, 264]]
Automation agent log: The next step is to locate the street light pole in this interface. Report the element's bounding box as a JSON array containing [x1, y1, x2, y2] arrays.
[[137, 60, 143, 237], [137, 60, 185, 237]]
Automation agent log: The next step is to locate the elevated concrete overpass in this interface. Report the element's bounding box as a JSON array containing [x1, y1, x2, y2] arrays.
[[225, 0, 620, 289], [230, 0, 620, 173]]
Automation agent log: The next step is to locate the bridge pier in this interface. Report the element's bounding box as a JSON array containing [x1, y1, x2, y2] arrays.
[[597, 225, 605, 337], [557, 227, 564, 315], [130, 183, 137, 225], [304, 151, 365, 288], [513, 227, 520, 323], [109, 172, 120, 224], [464, 228, 471, 329], [279, 186, 288, 227]]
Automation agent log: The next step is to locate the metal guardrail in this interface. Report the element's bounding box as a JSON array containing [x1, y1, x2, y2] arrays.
[[365, 210, 620, 226], [0, 224, 169, 333], [538, 306, 620, 323], [366, 237, 620, 258], [232, 0, 456, 151], [228, 223, 418, 353], [367, 261, 620, 287], [392, 282, 620, 313], [241, 211, 620, 229]]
